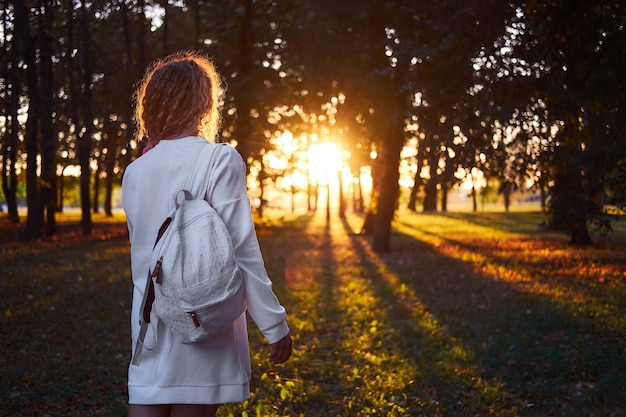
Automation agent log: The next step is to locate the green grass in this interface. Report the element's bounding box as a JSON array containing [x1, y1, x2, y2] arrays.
[[1, 210, 625, 416]]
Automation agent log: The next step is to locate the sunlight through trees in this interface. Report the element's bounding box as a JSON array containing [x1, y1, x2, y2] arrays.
[[1, 1, 624, 246]]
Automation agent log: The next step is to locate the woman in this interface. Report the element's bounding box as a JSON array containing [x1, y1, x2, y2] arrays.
[[122, 51, 292, 417]]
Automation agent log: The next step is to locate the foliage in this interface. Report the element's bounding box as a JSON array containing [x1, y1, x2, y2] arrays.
[[492, 1, 626, 243], [2, 210, 625, 416], [1, 1, 625, 245]]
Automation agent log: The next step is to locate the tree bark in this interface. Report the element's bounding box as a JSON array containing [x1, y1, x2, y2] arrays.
[[371, 120, 405, 252], [471, 185, 478, 212], [57, 166, 67, 213], [407, 154, 422, 211], [256, 157, 266, 218], [2, 15, 20, 223], [423, 175, 438, 212], [120, 0, 136, 163], [137, 0, 146, 75], [103, 133, 118, 217], [550, 154, 592, 245], [93, 165, 100, 214], [337, 169, 346, 219], [422, 150, 439, 212], [232, 0, 257, 169], [14, 0, 43, 240], [502, 181, 511, 212], [39, 0, 57, 236], [78, 0, 93, 234], [440, 153, 455, 213], [360, 148, 380, 235], [352, 172, 363, 213]]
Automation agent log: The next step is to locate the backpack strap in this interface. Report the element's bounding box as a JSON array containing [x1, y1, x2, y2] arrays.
[[131, 142, 224, 366], [131, 218, 168, 365], [187, 143, 224, 202]]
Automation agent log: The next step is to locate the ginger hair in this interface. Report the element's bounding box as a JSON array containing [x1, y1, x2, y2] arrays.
[[134, 51, 223, 146]]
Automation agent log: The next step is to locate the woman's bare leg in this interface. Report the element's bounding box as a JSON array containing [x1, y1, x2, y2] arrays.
[[129, 404, 218, 417], [129, 404, 171, 417], [170, 404, 219, 417]]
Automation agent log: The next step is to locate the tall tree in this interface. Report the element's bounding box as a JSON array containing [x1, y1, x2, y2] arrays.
[[14, 0, 43, 240], [39, 0, 58, 236], [1, 2, 21, 223], [76, 0, 94, 234], [411, 1, 514, 214], [503, 0, 626, 244]]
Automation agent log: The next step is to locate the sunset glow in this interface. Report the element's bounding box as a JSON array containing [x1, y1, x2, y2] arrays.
[[306, 140, 342, 185]]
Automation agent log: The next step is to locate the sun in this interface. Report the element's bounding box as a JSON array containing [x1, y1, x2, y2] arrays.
[[306, 141, 341, 185]]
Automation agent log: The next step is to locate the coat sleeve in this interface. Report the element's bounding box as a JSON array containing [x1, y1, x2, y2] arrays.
[[207, 145, 289, 344]]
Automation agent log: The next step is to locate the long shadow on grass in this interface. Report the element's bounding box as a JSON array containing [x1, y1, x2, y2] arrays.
[[338, 218, 522, 415], [0, 236, 132, 417], [421, 225, 626, 309], [251, 212, 355, 415], [342, 219, 625, 416]]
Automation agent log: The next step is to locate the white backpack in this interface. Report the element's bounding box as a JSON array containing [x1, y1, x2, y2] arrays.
[[132, 144, 246, 365]]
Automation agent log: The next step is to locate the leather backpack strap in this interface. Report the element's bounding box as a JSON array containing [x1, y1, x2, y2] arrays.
[[132, 216, 170, 366]]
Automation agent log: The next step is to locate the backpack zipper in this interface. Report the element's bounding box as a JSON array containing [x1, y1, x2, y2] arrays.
[[189, 311, 201, 327]]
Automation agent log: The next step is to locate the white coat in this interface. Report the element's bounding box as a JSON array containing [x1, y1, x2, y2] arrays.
[[122, 136, 289, 405]]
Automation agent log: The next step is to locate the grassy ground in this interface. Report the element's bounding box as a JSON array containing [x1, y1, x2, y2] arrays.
[[1, 210, 625, 416]]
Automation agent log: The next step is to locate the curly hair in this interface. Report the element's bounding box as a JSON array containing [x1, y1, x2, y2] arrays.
[[134, 51, 223, 146]]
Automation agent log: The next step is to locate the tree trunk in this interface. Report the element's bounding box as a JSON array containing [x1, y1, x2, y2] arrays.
[[423, 175, 438, 212], [569, 208, 591, 245], [256, 158, 266, 218], [440, 154, 455, 213], [325, 184, 330, 221], [93, 168, 100, 214], [307, 182, 313, 212], [104, 175, 114, 217], [137, 0, 146, 75], [14, 0, 43, 240], [78, 136, 93, 233], [422, 151, 439, 212], [57, 168, 65, 213], [549, 155, 592, 245], [120, 0, 137, 163], [104, 136, 117, 217], [78, 0, 92, 234], [352, 173, 362, 213], [471, 185, 478, 212], [441, 179, 448, 213], [371, 123, 405, 252], [355, 174, 363, 213], [232, 0, 257, 168], [337, 169, 346, 219], [361, 151, 380, 235], [539, 179, 547, 212], [2, 21, 20, 223], [407, 154, 422, 211], [39, 0, 57, 236], [502, 183, 511, 212]]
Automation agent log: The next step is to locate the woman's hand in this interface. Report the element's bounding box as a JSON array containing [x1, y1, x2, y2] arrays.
[[269, 334, 293, 365]]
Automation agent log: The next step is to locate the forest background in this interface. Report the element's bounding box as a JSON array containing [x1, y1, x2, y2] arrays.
[[1, 0, 625, 249]]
